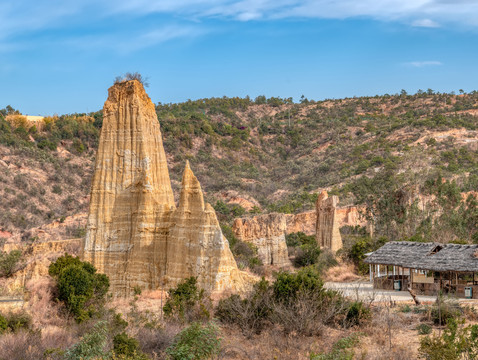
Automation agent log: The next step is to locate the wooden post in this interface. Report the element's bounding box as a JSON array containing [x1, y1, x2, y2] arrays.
[[369, 264, 373, 283]]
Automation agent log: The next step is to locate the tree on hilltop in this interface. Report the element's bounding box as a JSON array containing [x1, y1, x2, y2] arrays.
[[114, 72, 149, 87]]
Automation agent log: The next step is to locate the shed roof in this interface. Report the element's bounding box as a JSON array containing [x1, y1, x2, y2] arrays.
[[365, 241, 478, 272], [364, 241, 438, 268]]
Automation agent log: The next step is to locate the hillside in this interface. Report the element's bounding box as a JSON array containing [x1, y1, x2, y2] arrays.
[[1, 90, 478, 243]]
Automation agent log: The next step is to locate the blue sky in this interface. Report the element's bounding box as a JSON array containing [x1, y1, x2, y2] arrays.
[[1, 0, 478, 115]]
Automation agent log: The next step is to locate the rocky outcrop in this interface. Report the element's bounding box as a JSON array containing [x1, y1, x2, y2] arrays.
[[285, 211, 316, 235], [165, 161, 248, 292], [1, 238, 82, 293], [315, 191, 342, 252], [232, 213, 291, 267], [217, 190, 260, 211], [83, 80, 250, 296]]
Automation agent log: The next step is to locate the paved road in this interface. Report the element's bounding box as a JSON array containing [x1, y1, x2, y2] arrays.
[[324, 282, 478, 304], [0, 296, 24, 309]]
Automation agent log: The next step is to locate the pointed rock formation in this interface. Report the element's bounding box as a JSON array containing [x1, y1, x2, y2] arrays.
[[232, 213, 291, 267], [167, 161, 249, 291], [315, 191, 343, 252], [83, 80, 250, 296]]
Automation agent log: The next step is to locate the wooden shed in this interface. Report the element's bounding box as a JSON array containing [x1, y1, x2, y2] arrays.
[[364, 241, 478, 298]]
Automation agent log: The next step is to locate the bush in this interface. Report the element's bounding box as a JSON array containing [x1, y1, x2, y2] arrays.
[[49, 254, 109, 322], [0, 311, 31, 334], [215, 278, 271, 338], [5, 310, 32, 332], [0, 250, 22, 277], [166, 322, 221, 360], [52, 185, 62, 195], [273, 267, 324, 303], [163, 277, 210, 322], [286, 232, 316, 247], [311, 335, 359, 360], [217, 267, 347, 337], [113, 332, 149, 359], [0, 313, 7, 333], [417, 323, 432, 335], [345, 301, 370, 327], [293, 243, 321, 267], [315, 250, 338, 273], [345, 236, 387, 274], [63, 321, 108, 360], [419, 319, 478, 360], [430, 295, 462, 326]]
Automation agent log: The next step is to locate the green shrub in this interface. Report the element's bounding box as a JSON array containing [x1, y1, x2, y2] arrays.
[[345, 301, 370, 327], [63, 321, 108, 360], [285, 231, 317, 247], [52, 184, 62, 195], [49, 254, 109, 322], [273, 267, 324, 304], [5, 310, 32, 332], [166, 322, 221, 360], [419, 319, 478, 360], [0, 313, 8, 333], [113, 332, 149, 359], [0, 250, 22, 277], [0, 310, 31, 333], [345, 237, 387, 274], [293, 244, 321, 267], [163, 277, 210, 321], [417, 323, 432, 335]]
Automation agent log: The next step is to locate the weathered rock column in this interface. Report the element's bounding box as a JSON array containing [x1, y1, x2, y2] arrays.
[[232, 213, 291, 267], [315, 191, 343, 252]]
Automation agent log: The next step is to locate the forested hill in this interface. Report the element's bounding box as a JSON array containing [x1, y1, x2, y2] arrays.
[[1, 90, 478, 243]]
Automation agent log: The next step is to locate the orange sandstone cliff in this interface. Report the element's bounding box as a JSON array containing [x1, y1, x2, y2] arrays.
[[232, 213, 291, 267]]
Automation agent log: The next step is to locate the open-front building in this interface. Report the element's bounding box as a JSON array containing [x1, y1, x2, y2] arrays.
[[364, 241, 478, 298]]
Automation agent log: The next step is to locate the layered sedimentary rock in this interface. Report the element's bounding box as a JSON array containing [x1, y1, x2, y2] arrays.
[[83, 80, 249, 296], [166, 161, 248, 291], [232, 213, 291, 267], [285, 211, 316, 235], [2, 238, 82, 293], [315, 191, 343, 252]]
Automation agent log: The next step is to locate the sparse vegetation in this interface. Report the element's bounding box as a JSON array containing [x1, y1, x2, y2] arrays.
[[163, 277, 211, 322], [0, 250, 22, 277]]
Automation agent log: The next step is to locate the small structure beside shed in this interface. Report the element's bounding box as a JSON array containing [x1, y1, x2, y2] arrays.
[[365, 241, 478, 298]]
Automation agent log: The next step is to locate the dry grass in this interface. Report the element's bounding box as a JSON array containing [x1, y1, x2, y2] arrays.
[[324, 262, 361, 282], [25, 277, 66, 328]]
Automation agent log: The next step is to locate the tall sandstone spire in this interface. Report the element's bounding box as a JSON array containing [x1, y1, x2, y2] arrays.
[[83, 80, 250, 296], [315, 190, 343, 252]]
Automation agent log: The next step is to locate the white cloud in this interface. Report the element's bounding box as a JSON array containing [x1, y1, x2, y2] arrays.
[[411, 18, 440, 28], [405, 60, 443, 67], [1, 0, 478, 53], [64, 25, 205, 54]]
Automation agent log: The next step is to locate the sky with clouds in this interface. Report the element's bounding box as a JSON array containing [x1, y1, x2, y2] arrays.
[[1, 0, 478, 114]]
